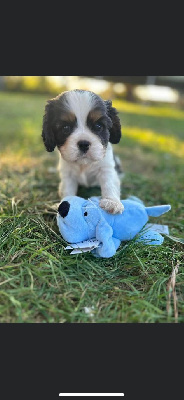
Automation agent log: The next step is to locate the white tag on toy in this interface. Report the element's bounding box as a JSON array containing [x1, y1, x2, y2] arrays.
[[65, 239, 101, 254], [146, 223, 169, 235]]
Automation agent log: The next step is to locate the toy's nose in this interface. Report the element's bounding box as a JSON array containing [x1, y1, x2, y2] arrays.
[[58, 201, 70, 218]]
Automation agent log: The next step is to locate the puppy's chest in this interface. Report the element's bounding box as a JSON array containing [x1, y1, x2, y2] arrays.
[[72, 163, 99, 187]]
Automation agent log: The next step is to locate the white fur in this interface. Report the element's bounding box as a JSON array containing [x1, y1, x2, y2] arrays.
[[66, 90, 96, 127], [59, 129, 105, 163]]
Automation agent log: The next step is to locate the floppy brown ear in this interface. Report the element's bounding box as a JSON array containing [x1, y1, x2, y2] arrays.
[[105, 100, 122, 144], [42, 101, 56, 152]]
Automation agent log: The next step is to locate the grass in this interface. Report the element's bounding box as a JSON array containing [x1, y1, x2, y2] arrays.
[[0, 91, 184, 323]]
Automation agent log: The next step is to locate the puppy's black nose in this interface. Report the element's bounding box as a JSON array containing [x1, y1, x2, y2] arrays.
[[58, 201, 70, 218], [77, 140, 90, 153]]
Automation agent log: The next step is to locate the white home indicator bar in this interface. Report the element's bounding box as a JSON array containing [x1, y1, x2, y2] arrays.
[[59, 394, 124, 397]]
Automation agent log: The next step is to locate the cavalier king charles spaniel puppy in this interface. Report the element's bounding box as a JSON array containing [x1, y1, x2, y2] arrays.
[[42, 89, 124, 214]]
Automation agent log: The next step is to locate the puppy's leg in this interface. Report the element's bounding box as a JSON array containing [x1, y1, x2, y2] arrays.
[[58, 157, 78, 198], [98, 168, 124, 214], [59, 173, 78, 198], [51, 175, 77, 213], [51, 173, 78, 213]]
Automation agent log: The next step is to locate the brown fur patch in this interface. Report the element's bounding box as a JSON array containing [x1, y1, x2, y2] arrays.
[[88, 108, 103, 122], [60, 111, 76, 123]]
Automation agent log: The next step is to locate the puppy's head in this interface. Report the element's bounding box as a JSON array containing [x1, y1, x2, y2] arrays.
[[42, 89, 121, 163]]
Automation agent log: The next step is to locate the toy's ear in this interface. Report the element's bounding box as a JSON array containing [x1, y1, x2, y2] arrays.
[[104, 100, 122, 144], [42, 100, 56, 152]]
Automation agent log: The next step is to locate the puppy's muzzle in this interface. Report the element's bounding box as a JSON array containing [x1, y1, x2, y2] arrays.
[[77, 140, 91, 153], [58, 201, 70, 218]]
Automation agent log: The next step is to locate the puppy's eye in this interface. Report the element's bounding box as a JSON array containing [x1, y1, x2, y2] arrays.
[[84, 211, 88, 216], [62, 124, 71, 134], [94, 122, 103, 132]]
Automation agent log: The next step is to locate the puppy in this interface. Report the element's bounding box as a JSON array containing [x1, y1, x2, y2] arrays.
[[42, 89, 124, 214]]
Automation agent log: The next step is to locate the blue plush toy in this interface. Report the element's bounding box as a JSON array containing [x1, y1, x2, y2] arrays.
[[56, 196, 171, 258]]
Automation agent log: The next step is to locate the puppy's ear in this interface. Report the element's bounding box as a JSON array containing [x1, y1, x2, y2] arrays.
[[42, 101, 56, 152], [105, 100, 122, 144]]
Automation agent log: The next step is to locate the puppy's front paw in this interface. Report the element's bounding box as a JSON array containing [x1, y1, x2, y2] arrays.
[[100, 198, 124, 214]]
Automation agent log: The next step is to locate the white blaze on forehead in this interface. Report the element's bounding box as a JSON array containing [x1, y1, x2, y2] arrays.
[[65, 91, 96, 129]]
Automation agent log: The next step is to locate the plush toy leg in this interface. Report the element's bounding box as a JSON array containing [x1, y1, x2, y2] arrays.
[[136, 229, 164, 245], [94, 218, 121, 258], [92, 237, 121, 258]]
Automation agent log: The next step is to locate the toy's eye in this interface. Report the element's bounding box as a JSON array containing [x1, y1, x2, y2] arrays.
[[84, 211, 88, 216]]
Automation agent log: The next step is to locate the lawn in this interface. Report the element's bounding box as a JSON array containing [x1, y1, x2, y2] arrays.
[[0, 91, 184, 323]]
